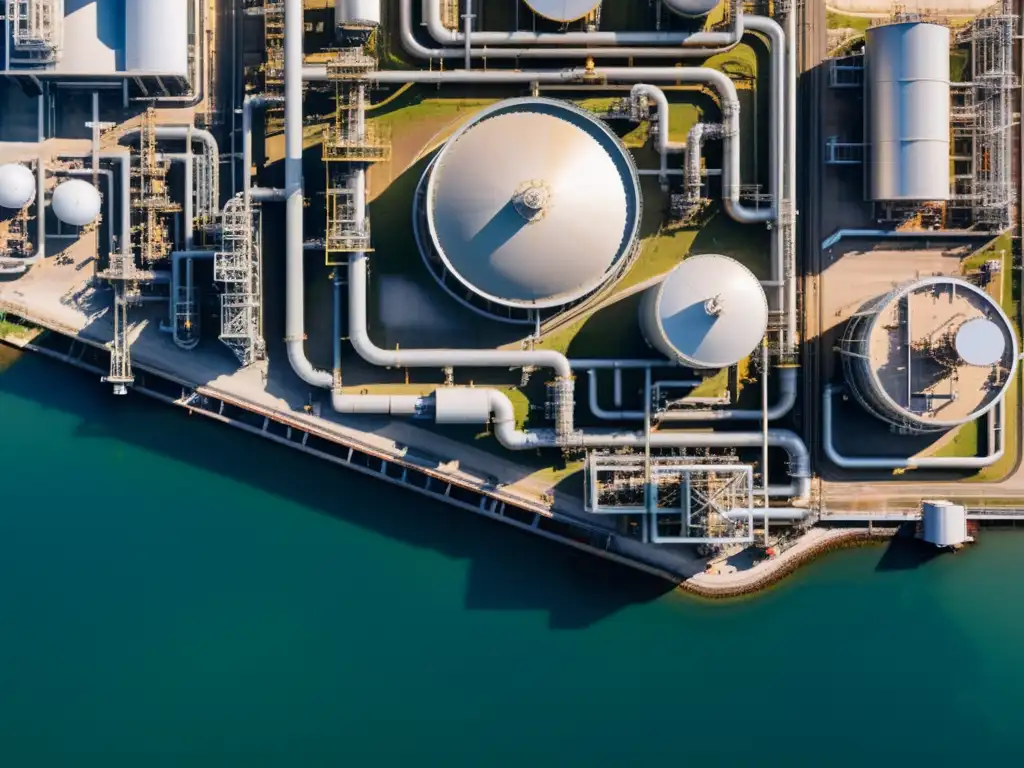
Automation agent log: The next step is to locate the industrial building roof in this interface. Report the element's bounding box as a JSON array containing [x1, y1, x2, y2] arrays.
[[426, 98, 640, 308]]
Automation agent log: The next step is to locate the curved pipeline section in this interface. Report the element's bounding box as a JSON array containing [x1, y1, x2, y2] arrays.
[[823, 384, 1005, 469], [398, 0, 742, 60]]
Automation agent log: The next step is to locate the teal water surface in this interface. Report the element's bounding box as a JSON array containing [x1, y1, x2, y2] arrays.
[[1, 348, 1023, 766]]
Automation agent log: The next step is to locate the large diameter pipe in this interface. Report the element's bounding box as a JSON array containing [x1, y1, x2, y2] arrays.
[[163, 250, 216, 348], [347, 251, 571, 378], [284, 0, 332, 389], [823, 385, 1004, 469], [630, 84, 685, 185], [398, 0, 740, 60], [422, 0, 742, 47], [242, 94, 284, 207]]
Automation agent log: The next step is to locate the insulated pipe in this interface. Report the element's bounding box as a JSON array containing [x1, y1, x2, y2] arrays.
[[480, 387, 810, 502], [304, 66, 773, 225], [348, 251, 571, 378], [56, 150, 131, 258], [823, 384, 1005, 469], [285, 0, 331, 389], [784, 9, 798, 354], [242, 94, 284, 208], [684, 122, 723, 202], [630, 84, 685, 186], [422, 0, 742, 48], [398, 0, 740, 60], [121, 125, 220, 211], [163, 250, 216, 348]]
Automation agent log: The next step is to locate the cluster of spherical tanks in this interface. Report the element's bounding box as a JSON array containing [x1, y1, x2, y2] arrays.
[[0, 163, 103, 228]]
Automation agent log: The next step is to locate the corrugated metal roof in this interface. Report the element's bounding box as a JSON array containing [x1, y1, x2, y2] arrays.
[[426, 98, 641, 308], [524, 0, 602, 22], [651, 255, 768, 368]]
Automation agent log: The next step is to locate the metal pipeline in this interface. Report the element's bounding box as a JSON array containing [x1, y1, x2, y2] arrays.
[[163, 250, 216, 349], [241, 94, 285, 208], [683, 122, 723, 202], [419, 0, 741, 49], [630, 84, 685, 187], [121, 125, 220, 213], [61, 168, 114, 256], [823, 384, 1005, 469], [56, 150, 131, 258]]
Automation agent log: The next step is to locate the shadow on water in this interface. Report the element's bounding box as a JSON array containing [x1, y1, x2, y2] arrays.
[[874, 528, 944, 572], [0, 351, 674, 628]]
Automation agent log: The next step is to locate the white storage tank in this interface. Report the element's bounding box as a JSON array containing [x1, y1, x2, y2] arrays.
[[525, 0, 602, 23], [125, 0, 190, 76], [662, 0, 721, 18], [921, 501, 968, 548], [0, 163, 36, 210], [336, 0, 381, 28], [639, 254, 768, 369], [434, 387, 493, 425], [50, 180, 102, 227], [865, 22, 951, 201]]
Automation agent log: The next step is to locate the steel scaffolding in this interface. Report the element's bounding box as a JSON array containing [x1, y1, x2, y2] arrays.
[[132, 109, 181, 265], [7, 0, 62, 61], [215, 194, 265, 366], [952, 2, 1018, 230]]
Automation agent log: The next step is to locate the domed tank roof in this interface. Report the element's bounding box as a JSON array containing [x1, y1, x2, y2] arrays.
[[0, 163, 36, 210], [51, 179, 101, 227], [525, 0, 602, 22], [662, 0, 722, 17], [641, 254, 768, 369], [426, 97, 641, 309], [956, 317, 1006, 366]]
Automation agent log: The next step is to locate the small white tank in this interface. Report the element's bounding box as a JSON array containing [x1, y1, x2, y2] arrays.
[[663, 0, 721, 17], [0, 163, 36, 210], [51, 179, 102, 227], [336, 0, 381, 27]]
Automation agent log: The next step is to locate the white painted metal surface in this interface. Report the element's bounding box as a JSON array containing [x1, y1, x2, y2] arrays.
[[125, 0, 190, 75], [662, 0, 721, 17], [426, 97, 640, 308], [956, 317, 1006, 366], [50, 179, 101, 226], [434, 387, 493, 424], [0, 164, 36, 209], [866, 22, 950, 201], [524, 0, 602, 23], [921, 500, 968, 548], [336, 0, 381, 27], [640, 254, 768, 369]]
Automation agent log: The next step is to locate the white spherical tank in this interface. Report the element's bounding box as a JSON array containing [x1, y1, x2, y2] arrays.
[[125, 0, 190, 76], [51, 180, 102, 227], [336, 0, 381, 27], [639, 254, 768, 369], [0, 163, 36, 210], [662, 0, 721, 18]]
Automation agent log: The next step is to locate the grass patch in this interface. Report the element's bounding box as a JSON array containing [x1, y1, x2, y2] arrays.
[[826, 11, 872, 33], [0, 316, 37, 341]]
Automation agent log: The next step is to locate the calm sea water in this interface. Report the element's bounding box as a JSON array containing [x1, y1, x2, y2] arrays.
[[1, 347, 1022, 766]]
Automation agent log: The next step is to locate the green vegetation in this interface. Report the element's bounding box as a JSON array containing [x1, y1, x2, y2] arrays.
[[826, 11, 872, 34], [0, 316, 36, 341], [950, 48, 969, 83]]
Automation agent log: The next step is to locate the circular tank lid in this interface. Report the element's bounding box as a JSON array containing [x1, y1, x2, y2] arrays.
[[955, 317, 1006, 366], [50, 179, 102, 227], [0, 163, 36, 210], [662, 0, 722, 18], [525, 0, 602, 23], [654, 254, 768, 368], [427, 98, 640, 308]]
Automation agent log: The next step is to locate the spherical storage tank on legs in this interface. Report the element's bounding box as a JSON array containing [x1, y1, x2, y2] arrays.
[[662, 0, 722, 18], [865, 22, 951, 202], [125, 0, 190, 76], [0, 164, 36, 210], [525, 0, 603, 23]]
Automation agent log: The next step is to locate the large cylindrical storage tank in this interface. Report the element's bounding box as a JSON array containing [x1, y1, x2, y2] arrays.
[[0, 163, 36, 209], [839, 276, 1018, 432], [639, 254, 768, 370], [415, 97, 641, 321], [50, 180, 102, 227], [865, 22, 951, 201], [336, 0, 381, 27], [525, 0, 602, 23], [125, 0, 190, 76], [662, 0, 721, 18], [921, 501, 968, 548]]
